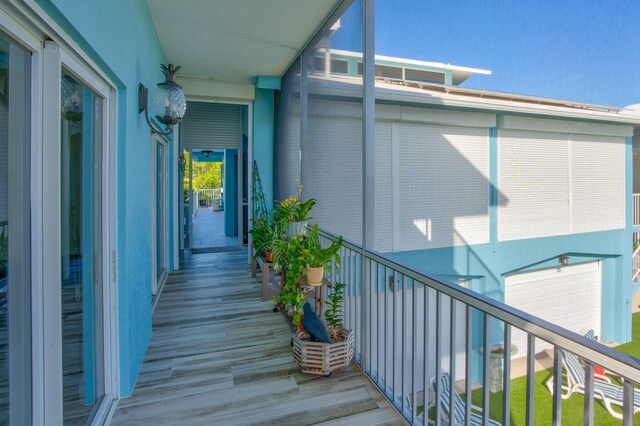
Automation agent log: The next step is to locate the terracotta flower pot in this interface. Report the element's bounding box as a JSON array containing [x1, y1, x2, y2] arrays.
[[307, 266, 324, 286], [265, 250, 273, 262]]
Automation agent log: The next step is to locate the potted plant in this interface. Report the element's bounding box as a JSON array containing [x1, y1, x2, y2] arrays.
[[292, 281, 354, 376], [323, 282, 347, 341], [305, 223, 342, 286], [276, 196, 316, 238], [249, 214, 280, 262], [272, 233, 309, 325]]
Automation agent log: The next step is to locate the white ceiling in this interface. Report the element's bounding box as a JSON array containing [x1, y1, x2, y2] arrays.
[[146, 0, 339, 83]]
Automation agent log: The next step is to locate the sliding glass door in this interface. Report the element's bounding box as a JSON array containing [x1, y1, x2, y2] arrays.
[[60, 71, 105, 424], [0, 31, 31, 426], [152, 135, 168, 299]]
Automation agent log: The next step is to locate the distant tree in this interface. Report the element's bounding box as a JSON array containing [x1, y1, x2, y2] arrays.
[[183, 152, 222, 190]]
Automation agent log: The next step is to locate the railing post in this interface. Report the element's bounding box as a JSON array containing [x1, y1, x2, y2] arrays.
[[552, 347, 563, 426], [583, 362, 594, 426]]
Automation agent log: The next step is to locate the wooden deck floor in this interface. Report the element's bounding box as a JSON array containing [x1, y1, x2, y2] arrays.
[[111, 248, 404, 426]]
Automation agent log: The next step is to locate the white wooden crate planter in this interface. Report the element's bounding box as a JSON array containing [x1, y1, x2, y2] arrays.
[[292, 327, 354, 376]]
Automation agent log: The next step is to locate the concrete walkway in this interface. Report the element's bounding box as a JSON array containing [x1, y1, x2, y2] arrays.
[[192, 207, 239, 248]]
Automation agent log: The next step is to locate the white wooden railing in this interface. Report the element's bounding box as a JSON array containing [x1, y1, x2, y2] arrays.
[[195, 188, 222, 205], [192, 191, 199, 217], [634, 194, 640, 227]]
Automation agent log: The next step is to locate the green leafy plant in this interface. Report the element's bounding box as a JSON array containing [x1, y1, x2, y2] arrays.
[[324, 282, 346, 341], [249, 213, 281, 257], [272, 234, 310, 325], [306, 223, 342, 270], [276, 196, 316, 223]]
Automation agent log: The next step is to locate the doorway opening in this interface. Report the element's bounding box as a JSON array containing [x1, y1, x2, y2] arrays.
[[185, 149, 239, 250]]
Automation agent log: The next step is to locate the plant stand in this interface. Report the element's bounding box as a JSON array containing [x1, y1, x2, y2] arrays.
[[251, 245, 282, 301], [292, 328, 354, 376]]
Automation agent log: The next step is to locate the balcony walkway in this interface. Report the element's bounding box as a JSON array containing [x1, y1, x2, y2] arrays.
[[110, 248, 404, 426], [192, 207, 239, 249]]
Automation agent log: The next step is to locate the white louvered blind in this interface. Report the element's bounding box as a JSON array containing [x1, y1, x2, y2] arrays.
[[303, 102, 363, 244], [395, 123, 489, 251], [181, 102, 242, 150], [498, 130, 570, 241], [374, 122, 393, 252], [498, 128, 625, 241], [571, 133, 625, 233], [275, 63, 301, 202]]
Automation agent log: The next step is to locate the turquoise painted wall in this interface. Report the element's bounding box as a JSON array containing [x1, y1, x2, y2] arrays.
[[35, 0, 168, 396], [253, 88, 275, 210]]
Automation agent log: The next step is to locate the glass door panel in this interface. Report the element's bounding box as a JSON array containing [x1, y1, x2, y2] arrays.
[[0, 31, 31, 426], [156, 141, 167, 281], [60, 72, 104, 424]]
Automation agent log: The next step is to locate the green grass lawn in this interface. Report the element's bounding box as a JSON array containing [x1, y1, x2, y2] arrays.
[[612, 310, 640, 358], [427, 313, 640, 425], [472, 312, 640, 425]]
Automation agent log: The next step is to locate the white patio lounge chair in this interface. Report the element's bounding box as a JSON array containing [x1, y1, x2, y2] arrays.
[[429, 372, 502, 426], [546, 330, 640, 419]]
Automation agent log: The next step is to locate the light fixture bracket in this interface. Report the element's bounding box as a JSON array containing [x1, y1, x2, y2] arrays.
[[138, 83, 173, 136], [558, 254, 570, 267]]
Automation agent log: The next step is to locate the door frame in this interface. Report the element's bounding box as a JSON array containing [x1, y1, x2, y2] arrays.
[[43, 42, 119, 426], [180, 100, 252, 257], [151, 133, 169, 305], [0, 2, 120, 423]]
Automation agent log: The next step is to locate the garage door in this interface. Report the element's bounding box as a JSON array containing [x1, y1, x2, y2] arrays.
[[505, 261, 601, 358]]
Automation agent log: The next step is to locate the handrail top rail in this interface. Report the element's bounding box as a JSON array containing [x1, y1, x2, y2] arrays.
[[318, 227, 640, 383]]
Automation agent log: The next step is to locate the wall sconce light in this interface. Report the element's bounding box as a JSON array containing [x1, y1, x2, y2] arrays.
[[138, 63, 186, 136], [61, 75, 83, 122], [558, 254, 569, 267], [201, 150, 213, 158]]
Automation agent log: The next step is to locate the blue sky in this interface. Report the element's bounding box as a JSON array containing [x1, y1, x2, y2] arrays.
[[337, 0, 640, 108]]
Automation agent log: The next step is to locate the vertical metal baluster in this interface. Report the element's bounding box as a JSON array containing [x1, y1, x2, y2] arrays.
[[347, 251, 352, 350], [370, 259, 375, 376], [552, 347, 562, 426], [393, 270, 397, 405], [377, 263, 381, 385], [423, 285, 430, 426], [583, 361, 594, 426], [503, 324, 511, 426], [449, 297, 456, 426], [356, 251, 360, 361], [435, 291, 442, 426], [366, 258, 372, 374], [402, 274, 407, 414], [354, 253, 367, 369], [623, 379, 634, 426], [384, 266, 389, 392], [465, 305, 472, 426], [341, 248, 348, 331], [482, 313, 490, 426], [412, 279, 418, 423], [526, 334, 535, 426]]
